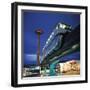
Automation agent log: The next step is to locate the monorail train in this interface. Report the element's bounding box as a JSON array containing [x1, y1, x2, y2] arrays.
[[41, 22, 80, 65], [42, 23, 72, 60]]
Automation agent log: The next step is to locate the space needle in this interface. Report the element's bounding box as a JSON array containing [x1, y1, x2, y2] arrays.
[[35, 29, 43, 66]]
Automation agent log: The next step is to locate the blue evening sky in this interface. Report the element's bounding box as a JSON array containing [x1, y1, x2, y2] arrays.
[[22, 10, 80, 65]]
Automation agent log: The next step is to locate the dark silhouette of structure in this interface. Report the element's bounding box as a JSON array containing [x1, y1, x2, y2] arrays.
[[35, 29, 43, 66]]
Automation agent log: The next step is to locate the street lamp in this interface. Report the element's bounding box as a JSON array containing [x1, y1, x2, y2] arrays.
[[35, 29, 43, 66]]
